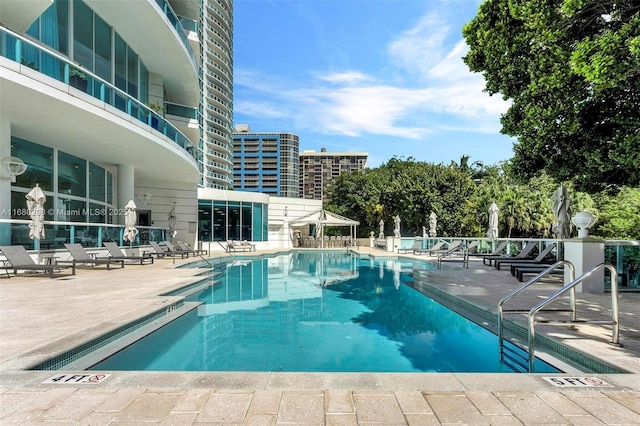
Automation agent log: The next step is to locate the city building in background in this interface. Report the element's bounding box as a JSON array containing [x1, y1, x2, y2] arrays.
[[199, 0, 234, 189], [232, 124, 300, 197], [299, 149, 368, 204]]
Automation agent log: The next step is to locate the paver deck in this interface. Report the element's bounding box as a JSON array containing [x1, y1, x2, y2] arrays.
[[1, 246, 638, 424]]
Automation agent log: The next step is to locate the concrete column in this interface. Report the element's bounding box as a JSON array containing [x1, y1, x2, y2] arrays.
[[564, 238, 605, 293], [117, 164, 134, 224]]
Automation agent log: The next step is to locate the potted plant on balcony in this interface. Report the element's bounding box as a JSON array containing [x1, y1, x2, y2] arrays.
[[69, 65, 88, 92], [147, 102, 165, 129]]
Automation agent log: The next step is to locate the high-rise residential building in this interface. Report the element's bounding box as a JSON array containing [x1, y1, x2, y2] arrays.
[[0, 0, 233, 247], [200, 0, 234, 189], [299, 148, 368, 204], [232, 125, 300, 197]]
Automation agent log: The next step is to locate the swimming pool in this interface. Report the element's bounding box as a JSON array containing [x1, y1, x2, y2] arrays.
[[89, 252, 559, 373]]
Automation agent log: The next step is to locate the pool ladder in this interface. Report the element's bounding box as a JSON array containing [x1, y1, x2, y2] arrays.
[[498, 261, 620, 372]]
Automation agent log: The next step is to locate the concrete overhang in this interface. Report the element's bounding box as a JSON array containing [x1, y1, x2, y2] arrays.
[[1, 62, 199, 184], [84, 0, 199, 106], [0, 0, 53, 33]]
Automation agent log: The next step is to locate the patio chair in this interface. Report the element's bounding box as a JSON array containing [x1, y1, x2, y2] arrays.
[[175, 241, 208, 256], [148, 241, 188, 258], [483, 241, 538, 266], [413, 241, 445, 255], [398, 239, 423, 254], [425, 240, 462, 257], [0, 245, 75, 278], [103, 242, 154, 264], [496, 243, 558, 271], [60, 243, 125, 270], [470, 240, 509, 259], [227, 240, 256, 253]]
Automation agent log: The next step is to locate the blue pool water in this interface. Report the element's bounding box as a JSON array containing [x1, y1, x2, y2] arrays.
[[90, 252, 560, 373]]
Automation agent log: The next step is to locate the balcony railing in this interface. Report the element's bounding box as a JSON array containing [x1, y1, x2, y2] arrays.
[[155, 0, 197, 69], [1, 219, 169, 250], [1, 25, 200, 162]]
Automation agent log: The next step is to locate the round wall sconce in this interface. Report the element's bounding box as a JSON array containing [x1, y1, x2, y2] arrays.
[[1, 156, 27, 182], [138, 191, 152, 205]]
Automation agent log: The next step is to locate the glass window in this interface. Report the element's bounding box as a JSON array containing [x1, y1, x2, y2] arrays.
[[94, 13, 111, 99], [198, 201, 212, 242], [127, 45, 138, 97], [139, 61, 148, 105], [89, 202, 105, 223], [252, 203, 263, 241], [11, 137, 54, 191], [241, 202, 252, 241], [213, 201, 226, 241], [60, 198, 86, 222], [263, 204, 268, 242], [228, 202, 240, 241], [106, 172, 113, 205], [58, 152, 86, 197], [73, 0, 94, 72], [114, 33, 126, 92], [41, 0, 69, 55], [89, 162, 105, 201]]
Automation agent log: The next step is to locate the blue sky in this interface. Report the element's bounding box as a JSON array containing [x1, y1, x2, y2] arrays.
[[233, 0, 514, 168]]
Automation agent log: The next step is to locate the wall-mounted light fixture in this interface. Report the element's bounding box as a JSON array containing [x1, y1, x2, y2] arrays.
[[1, 156, 27, 182], [138, 191, 152, 205], [284, 206, 288, 216]]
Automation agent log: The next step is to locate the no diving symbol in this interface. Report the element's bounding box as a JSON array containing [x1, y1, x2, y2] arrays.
[[88, 374, 106, 383]]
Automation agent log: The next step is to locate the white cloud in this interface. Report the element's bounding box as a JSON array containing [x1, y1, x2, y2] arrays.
[[234, 8, 510, 141]]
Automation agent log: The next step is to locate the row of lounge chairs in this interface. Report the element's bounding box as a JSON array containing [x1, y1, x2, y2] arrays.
[[0, 240, 208, 279], [480, 241, 561, 282]]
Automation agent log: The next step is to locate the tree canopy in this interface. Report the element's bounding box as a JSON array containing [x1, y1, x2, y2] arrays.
[[463, 0, 640, 192]]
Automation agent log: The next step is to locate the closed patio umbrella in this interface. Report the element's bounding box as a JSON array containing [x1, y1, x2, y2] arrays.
[[552, 185, 571, 239], [168, 202, 177, 240], [486, 202, 499, 240], [123, 200, 138, 248], [26, 184, 46, 256]]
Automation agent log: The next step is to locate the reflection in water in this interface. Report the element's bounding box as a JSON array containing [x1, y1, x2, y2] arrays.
[[90, 252, 559, 373]]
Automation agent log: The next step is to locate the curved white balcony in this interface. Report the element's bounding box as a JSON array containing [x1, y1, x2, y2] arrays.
[[85, 0, 199, 106], [1, 28, 199, 184]]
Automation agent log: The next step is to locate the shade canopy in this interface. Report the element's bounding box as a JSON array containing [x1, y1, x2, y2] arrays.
[[289, 209, 359, 248], [486, 202, 499, 240]]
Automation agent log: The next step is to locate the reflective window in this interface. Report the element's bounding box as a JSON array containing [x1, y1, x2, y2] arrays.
[[11, 137, 54, 191], [213, 201, 226, 241], [73, 0, 94, 72], [58, 152, 86, 197], [227, 202, 240, 240], [198, 201, 212, 242], [253, 203, 263, 241], [106, 172, 113, 204], [89, 162, 105, 202], [242, 202, 252, 240]]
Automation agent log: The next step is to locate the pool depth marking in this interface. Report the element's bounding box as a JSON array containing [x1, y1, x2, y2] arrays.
[[43, 374, 111, 384], [543, 377, 611, 387]]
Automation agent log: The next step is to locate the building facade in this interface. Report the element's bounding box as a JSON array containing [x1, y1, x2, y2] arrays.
[[0, 0, 235, 248], [299, 149, 368, 204], [232, 125, 300, 197], [200, 0, 234, 189]]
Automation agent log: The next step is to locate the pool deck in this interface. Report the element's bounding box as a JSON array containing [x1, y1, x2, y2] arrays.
[[0, 247, 638, 424]]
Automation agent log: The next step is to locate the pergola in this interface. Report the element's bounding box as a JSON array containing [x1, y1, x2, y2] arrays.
[[289, 209, 359, 248]]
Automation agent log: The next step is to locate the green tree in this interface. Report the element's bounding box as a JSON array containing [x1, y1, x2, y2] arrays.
[[463, 0, 640, 192], [593, 187, 640, 239]]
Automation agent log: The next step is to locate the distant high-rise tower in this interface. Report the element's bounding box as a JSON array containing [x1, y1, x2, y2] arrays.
[[200, 0, 234, 189], [299, 149, 368, 204], [233, 125, 300, 197]]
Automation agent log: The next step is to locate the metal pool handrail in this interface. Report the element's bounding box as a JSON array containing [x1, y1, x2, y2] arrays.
[[498, 260, 576, 369], [527, 263, 620, 372]]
